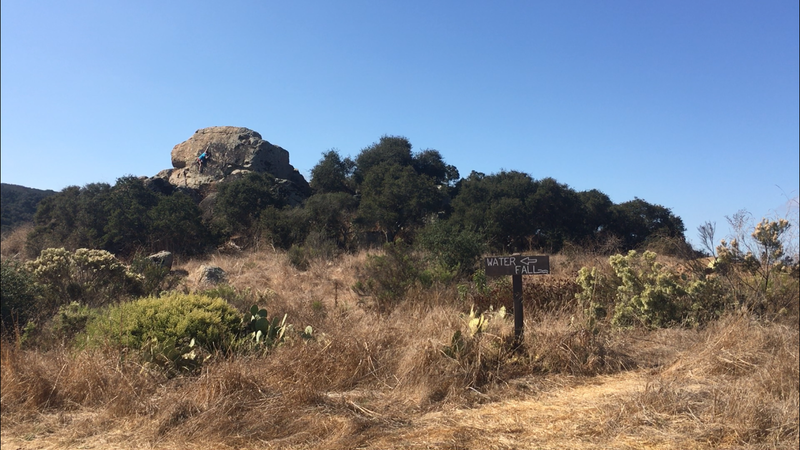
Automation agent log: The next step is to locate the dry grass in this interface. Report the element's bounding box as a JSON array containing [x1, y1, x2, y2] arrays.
[[0, 223, 33, 260], [2, 247, 798, 449]]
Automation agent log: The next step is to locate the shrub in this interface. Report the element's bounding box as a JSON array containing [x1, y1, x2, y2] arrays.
[[459, 269, 513, 313], [287, 244, 310, 271], [0, 258, 41, 334], [129, 255, 175, 296], [213, 172, 280, 236], [714, 214, 798, 317], [260, 205, 310, 250], [51, 301, 97, 343], [576, 250, 736, 328], [25, 248, 143, 308], [609, 250, 685, 328], [354, 239, 421, 310], [416, 218, 486, 277], [84, 293, 242, 352]]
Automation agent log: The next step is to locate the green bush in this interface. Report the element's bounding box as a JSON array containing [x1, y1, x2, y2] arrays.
[[212, 172, 281, 236], [416, 218, 486, 277], [0, 259, 41, 334], [287, 244, 310, 271], [51, 301, 97, 342], [129, 255, 174, 296], [261, 205, 310, 250], [354, 239, 421, 310], [84, 293, 242, 352]]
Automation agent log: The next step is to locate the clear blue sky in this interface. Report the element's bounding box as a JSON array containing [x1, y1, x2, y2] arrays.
[[2, 0, 798, 248]]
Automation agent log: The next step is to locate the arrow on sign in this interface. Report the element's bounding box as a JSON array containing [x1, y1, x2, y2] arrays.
[[520, 257, 538, 265]]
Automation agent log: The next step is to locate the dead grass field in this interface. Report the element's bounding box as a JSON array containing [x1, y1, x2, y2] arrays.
[[2, 248, 798, 449]]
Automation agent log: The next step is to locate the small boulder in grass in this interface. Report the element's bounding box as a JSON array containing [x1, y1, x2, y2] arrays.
[[196, 265, 226, 286], [147, 251, 174, 270]]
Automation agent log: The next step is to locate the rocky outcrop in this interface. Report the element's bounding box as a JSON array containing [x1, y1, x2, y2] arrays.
[[151, 127, 310, 202]]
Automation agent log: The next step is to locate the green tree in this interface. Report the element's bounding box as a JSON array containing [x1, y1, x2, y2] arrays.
[[148, 191, 210, 255], [577, 189, 614, 238], [305, 192, 358, 249], [213, 172, 281, 236], [25, 184, 110, 256], [412, 149, 460, 186], [0, 183, 56, 234], [75, 182, 113, 247], [527, 177, 584, 251], [450, 170, 539, 251], [102, 176, 159, 255], [608, 198, 686, 250], [356, 163, 444, 241], [26, 186, 82, 255], [416, 218, 486, 276], [309, 150, 355, 194], [353, 136, 414, 184]]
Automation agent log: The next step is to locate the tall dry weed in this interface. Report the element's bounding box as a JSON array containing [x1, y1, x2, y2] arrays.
[[0, 223, 33, 260], [612, 314, 799, 446], [1, 343, 157, 417]]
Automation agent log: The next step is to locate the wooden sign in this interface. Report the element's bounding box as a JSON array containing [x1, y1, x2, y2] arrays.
[[483, 254, 551, 345], [484, 255, 549, 276]]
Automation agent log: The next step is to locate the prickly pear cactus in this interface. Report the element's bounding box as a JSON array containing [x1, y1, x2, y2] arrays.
[[244, 305, 287, 347]]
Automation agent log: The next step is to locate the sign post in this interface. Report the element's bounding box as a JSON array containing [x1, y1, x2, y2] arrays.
[[483, 254, 550, 344]]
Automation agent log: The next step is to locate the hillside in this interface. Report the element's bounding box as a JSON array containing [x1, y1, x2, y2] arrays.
[[0, 183, 56, 234], [1, 247, 798, 449]]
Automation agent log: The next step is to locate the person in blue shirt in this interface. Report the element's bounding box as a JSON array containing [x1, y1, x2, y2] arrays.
[[197, 148, 211, 173]]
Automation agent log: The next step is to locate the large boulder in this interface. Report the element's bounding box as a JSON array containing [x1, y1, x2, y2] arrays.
[[159, 126, 310, 196]]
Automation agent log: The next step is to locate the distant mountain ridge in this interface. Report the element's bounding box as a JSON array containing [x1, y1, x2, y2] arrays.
[[1, 183, 57, 234]]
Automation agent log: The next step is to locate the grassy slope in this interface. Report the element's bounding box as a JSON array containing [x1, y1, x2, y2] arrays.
[[2, 249, 798, 450]]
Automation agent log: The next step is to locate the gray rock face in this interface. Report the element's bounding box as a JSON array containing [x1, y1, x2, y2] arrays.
[[147, 251, 173, 270], [195, 265, 227, 286], [162, 126, 310, 193]]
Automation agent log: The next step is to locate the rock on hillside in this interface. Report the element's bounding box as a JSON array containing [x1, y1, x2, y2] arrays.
[[151, 127, 310, 200]]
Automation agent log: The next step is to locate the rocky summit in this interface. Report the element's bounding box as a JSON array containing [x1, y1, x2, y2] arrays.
[[150, 126, 310, 197]]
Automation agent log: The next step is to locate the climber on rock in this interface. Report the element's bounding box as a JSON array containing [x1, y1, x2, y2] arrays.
[[197, 147, 211, 173]]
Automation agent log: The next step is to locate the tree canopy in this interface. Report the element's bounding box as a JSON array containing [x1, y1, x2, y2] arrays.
[[22, 135, 689, 261]]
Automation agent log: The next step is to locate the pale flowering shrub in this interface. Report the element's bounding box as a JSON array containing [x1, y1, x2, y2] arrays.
[[25, 247, 143, 308], [576, 250, 735, 329], [609, 250, 686, 328], [72, 248, 141, 287], [25, 247, 73, 287], [714, 215, 797, 316]]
